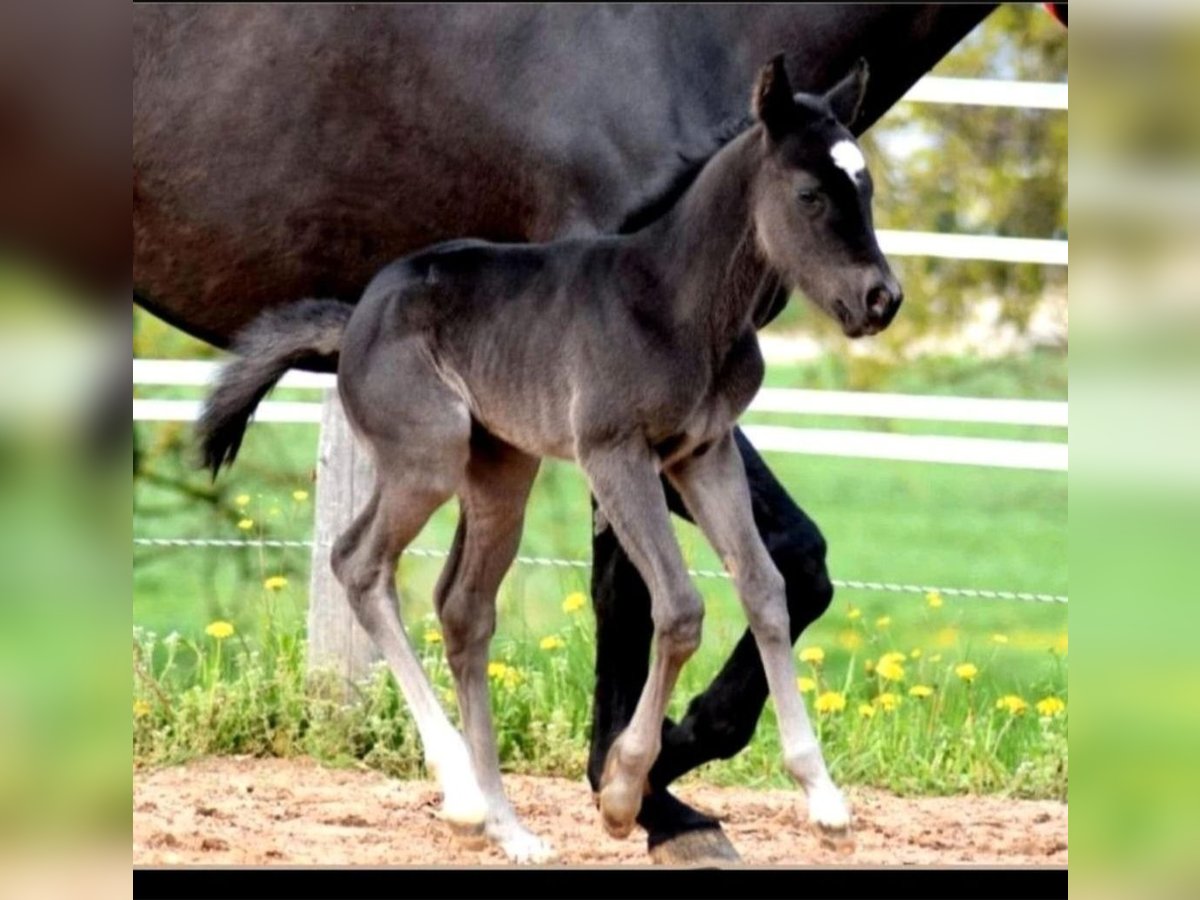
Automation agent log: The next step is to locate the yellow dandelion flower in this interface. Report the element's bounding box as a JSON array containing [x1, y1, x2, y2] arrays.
[[847, 607, 862, 621], [234, 494, 251, 507], [880, 651, 907, 667], [205, 620, 235, 640], [237, 518, 254, 530], [814, 691, 846, 714], [875, 615, 891, 629], [1036, 696, 1066, 717], [539, 635, 566, 651], [502, 668, 524, 690], [909, 685, 934, 699], [263, 576, 288, 592], [864, 658, 876, 674], [996, 695, 1028, 715], [562, 592, 587, 614], [954, 663, 978, 683], [935, 627, 959, 647], [875, 692, 901, 712], [838, 630, 863, 650], [857, 704, 876, 719], [796, 676, 817, 694], [799, 647, 825, 665], [133, 699, 152, 718], [992, 634, 1009, 645], [424, 629, 442, 644], [877, 658, 905, 682], [910, 648, 922, 659], [293, 489, 309, 502], [1054, 633, 1068, 656], [487, 661, 509, 679], [927, 591, 944, 609]]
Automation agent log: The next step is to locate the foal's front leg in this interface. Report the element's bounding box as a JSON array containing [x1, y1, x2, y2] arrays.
[[579, 440, 705, 839], [666, 433, 851, 841]]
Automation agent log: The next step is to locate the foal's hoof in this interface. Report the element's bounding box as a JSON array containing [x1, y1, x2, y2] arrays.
[[598, 778, 644, 839], [437, 784, 487, 847], [597, 745, 648, 839], [805, 784, 855, 852], [489, 822, 557, 865], [810, 820, 856, 854], [650, 828, 742, 867], [443, 815, 488, 850]]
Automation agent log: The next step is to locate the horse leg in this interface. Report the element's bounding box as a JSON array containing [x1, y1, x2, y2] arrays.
[[587, 511, 735, 861], [331, 349, 487, 837], [650, 428, 834, 788], [665, 433, 851, 844], [579, 442, 705, 840], [436, 434, 554, 863]]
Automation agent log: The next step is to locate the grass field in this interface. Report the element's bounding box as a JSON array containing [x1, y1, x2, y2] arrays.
[[133, 314, 1067, 800]]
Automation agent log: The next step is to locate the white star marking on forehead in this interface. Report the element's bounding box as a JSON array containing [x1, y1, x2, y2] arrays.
[[830, 139, 866, 185]]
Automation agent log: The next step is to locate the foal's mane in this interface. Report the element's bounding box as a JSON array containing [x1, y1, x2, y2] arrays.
[[616, 112, 789, 328], [616, 113, 754, 235]]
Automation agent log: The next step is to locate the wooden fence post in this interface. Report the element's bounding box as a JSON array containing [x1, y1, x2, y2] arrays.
[[306, 389, 381, 691]]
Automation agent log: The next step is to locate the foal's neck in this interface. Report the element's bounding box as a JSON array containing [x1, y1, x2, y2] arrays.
[[637, 126, 772, 342]]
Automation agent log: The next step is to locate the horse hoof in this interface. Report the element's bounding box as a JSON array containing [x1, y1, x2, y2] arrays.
[[811, 820, 856, 854], [598, 780, 641, 839], [491, 825, 557, 865], [444, 816, 488, 850], [650, 828, 742, 867], [597, 745, 646, 839]]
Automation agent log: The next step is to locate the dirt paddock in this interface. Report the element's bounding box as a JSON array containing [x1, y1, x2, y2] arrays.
[[133, 756, 1067, 867]]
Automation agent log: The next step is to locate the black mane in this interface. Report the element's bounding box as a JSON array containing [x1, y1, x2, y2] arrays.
[[617, 112, 789, 327], [616, 114, 754, 235]]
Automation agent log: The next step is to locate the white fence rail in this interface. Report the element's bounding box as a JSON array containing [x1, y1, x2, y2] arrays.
[[902, 76, 1067, 110], [133, 361, 1067, 472], [875, 230, 1066, 266]]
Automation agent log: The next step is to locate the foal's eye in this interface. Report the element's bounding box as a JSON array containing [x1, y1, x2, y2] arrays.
[[797, 190, 821, 207]]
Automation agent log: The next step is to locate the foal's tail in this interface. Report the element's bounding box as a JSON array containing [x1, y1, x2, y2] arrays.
[[197, 299, 353, 478]]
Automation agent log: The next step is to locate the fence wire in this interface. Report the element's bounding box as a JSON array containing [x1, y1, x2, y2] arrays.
[[133, 536, 1068, 605]]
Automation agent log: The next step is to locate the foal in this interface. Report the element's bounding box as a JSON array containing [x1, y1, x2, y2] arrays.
[[199, 56, 901, 862]]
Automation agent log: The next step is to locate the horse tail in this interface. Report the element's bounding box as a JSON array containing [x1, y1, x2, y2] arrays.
[[197, 298, 353, 478]]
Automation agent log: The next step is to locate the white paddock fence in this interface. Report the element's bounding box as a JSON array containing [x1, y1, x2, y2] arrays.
[[133, 73, 1068, 686], [133, 361, 1068, 688], [133, 361, 1068, 473]]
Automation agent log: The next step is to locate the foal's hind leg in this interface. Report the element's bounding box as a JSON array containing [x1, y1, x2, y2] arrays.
[[666, 434, 850, 842], [436, 433, 552, 863], [332, 362, 487, 835]]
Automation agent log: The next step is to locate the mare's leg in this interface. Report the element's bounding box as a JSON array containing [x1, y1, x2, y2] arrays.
[[332, 342, 486, 834], [579, 441, 705, 839], [588, 427, 834, 859], [435, 431, 553, 863], [665, 433, 850, 840]]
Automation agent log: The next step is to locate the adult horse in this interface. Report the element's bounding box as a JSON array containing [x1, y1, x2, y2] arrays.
[[132, 3, 1059, 864]]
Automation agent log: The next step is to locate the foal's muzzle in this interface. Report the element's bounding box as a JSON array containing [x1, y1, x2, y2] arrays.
[[863, 279, 903, 333]]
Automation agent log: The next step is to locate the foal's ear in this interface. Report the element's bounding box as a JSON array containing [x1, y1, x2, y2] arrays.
[[752, 53, 796, 138], [825, 58, 870, 128]]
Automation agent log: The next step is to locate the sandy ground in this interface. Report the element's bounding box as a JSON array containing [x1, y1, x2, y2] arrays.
[[133, 756, 1067, 867]]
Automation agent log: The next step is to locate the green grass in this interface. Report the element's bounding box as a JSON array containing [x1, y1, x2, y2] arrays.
[[133, 343, 1067, 800], [133, 594, 1067, 800]]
